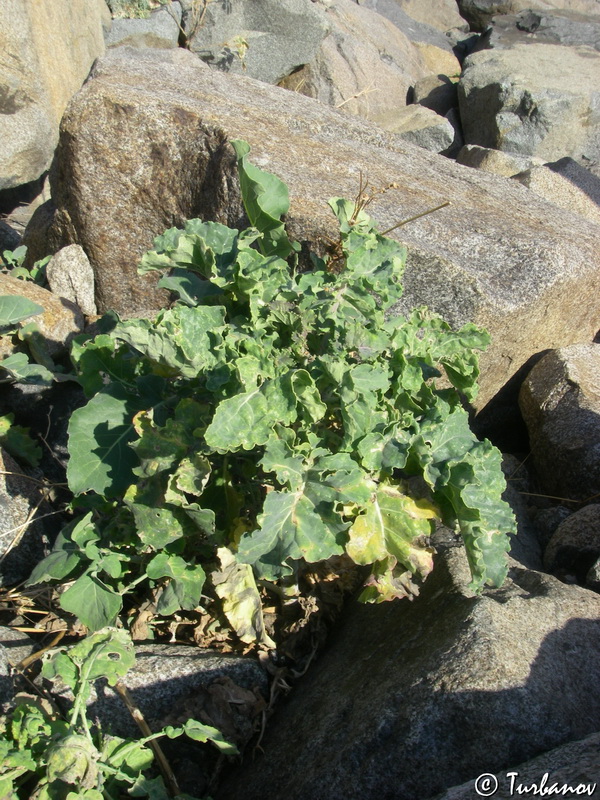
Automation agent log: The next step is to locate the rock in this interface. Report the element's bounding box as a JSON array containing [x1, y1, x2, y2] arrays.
[[458, 43, 600, 162], [53, 641, 268, 740], [533, 505, 572, 551], [46, 245, 97, 317], [217, 537, 600, 800], [0, 0, 106, 190], [359, 0, 466, 41], [586, 557, 600, 591], [374, 105, 455, 153], [501, 456, 543, 571], [105, 2, 181, 49], [0, 221, 21, 253], [479, 9, 600, 51], [413, 74, 459, 116], [519, 344, 600, 504], [513, 161, 600, 227], [456, 144, 544, 176], [543, 505, 600, 582], [184, 0, 329, 84], [413, 41, 461, 76], [0, 273, 84, 356], [456, 0, 600, 33], [0, 627, 35, 709], [278, 0, 428, 121], [0, 448, 55, 587], [39, 46, 600, 410], [435, 730, 600, 800], [394, 0, 469, 33]]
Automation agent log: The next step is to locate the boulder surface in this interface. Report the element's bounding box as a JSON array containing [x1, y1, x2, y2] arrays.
[[38, 46, 600, 410]]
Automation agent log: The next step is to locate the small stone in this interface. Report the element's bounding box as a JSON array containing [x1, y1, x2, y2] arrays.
[[544, 504, 600, 581], [46, 244, 97, 316]]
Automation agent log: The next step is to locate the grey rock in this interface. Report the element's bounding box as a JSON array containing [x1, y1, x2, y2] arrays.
[[435, 730, 600, 799], [217, 539, 600, 800], [544, 505, 600, 582], [586, 557, 600, 591], [0, 627, 35, 709], [533, 505, 572, 550], [458, 43, 600, 163], [0, 0, 106, 190], [457, 0, 600, 32], [374, 105, 455, 153], [363, 0, 468, 34], [278, 0, 429, 123], [54, 642, 268, 740], [502, 456, 543, 571], [456, 143, 544, 176], [0, 448, 54, 587], [184, 0, 329, 84], [40, 46, 600, 410], [0, 221, 21, 253], [519, 344, 600, 504], [413, 74, 458, 116], [480, 9, 600, 51], [357, 0, 461, 46], [105, 2, 181, 49], [46, 244, 97, 316], [512, 161, 600, 226]]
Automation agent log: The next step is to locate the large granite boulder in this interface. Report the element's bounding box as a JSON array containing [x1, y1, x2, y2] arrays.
[[278, 0, 429, 121], [0, 0, 107, 190], [364, 0, 468, 33], [31, 46, 600, 410], [456, 0, 600, 32], [479, 9, 600, 51], [458, 43, 600, 162], [519, 344, 600, 504], [216, 535, 600, 800], [182, 0, 329, 85]]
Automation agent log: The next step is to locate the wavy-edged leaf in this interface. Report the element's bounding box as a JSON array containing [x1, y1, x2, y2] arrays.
[[146, 553, 205, 616], [204, 375, 296, 452], [67, 385, 145, 497], [347, 483, 437, 580], [237, 489, 346, 580]]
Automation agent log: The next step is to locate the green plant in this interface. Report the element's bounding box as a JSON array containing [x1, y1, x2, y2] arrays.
[[0, 295, 55, 388], [1, 246, 50, 285], [0, 628, 236, 799], [27, 141, 515, 639]]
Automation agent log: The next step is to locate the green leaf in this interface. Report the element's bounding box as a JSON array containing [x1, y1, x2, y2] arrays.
[[146, 553, 205, 615], [43, 628, 135, 688], [237, 488, 346, 580], [212, 547, 275, 647], [59, 574, 123, 630], [0, 413, 41, 467], [204, 375, 296, 452], [0, 295, 44, 327], [0, 351, 54, 385], [26, 513, 96, 586], [67, 384, 146, 497], [172, 718, 238, 754], [231, 139, 295, 259], [71, 334, 142, 398]]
